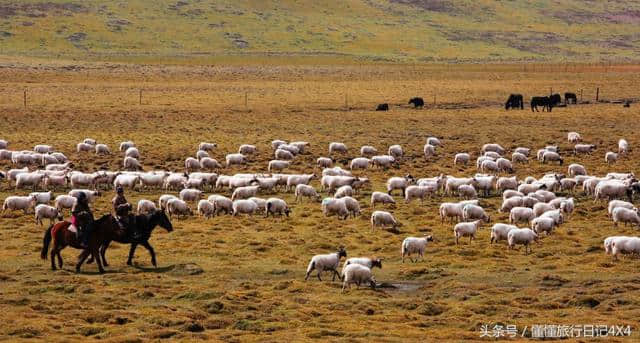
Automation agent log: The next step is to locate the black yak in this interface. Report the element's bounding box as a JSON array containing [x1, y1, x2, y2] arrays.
[[531, 96, 552, 112], [376, 103, 389, 111], [408, 97, 424, 108], [565, 92, 577, 105], [550, 93, 562, 107], [505, 94, 524, 110]]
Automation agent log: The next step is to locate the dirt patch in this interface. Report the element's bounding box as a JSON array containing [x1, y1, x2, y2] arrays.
[[0, 2, 86, 19], [390, 0, 453, 13], [169, 263, 204, 276], [67, 32, 87, 43], [106, 19, 131, 32]]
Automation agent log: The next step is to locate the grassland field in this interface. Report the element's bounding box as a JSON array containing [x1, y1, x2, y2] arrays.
[[1, 61, 640, 341]]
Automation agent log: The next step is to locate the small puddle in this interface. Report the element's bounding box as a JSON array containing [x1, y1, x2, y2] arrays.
[[377, 281, 425, 292]]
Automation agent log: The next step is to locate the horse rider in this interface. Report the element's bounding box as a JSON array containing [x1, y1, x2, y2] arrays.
[[112, 186, 140, 241], [71, 192, 94, 248]]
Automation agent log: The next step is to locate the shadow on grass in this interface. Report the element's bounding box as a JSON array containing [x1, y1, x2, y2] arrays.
[[132, 264, 176, 273]]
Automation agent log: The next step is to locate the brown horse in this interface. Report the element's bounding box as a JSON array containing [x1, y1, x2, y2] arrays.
[[40, 212, 116, 273]]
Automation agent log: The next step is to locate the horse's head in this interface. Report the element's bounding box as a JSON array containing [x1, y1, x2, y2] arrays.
[[155, 209, 173, 232], [76, 211, 93, 225]]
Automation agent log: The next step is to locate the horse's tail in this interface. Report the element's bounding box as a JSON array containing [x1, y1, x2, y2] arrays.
[[41, 224, 53, 260]]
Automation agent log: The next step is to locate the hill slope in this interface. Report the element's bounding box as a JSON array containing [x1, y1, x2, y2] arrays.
[[0, 0, 639, 63]]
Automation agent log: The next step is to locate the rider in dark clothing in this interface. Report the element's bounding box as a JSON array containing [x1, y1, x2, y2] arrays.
[[112, 186, 140, 241], [71, 192, 93, 248]]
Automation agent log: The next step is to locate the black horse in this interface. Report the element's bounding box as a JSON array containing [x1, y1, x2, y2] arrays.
[[505, 94, 524, 110], [550, 93, 562, 107], [376, 103, 389, 111], [565, 92, 577, 104], [408, 97, 424, 108], [88, 210, 173, 267], [531, 96, 552, 112]]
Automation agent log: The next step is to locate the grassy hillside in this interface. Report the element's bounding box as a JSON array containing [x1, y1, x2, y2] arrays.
[[0, 0, 639, 63]]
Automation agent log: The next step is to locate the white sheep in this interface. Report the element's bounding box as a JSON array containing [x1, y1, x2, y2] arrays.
[[139, 173, 167, 190], [454, 153, 470, 166], [423, 144, 436, 159], [136, 199, 157, 215], [76, 142, 93, 152], [560, 178, 577, 193], [342, 257, 382, 276], [439, 201, 478, 223], [114, 174, 140, 190], [503, 190, 524, 200], [225, 153, 247, 167], [342, 196, 360, 217], [532, 202, 555, 217], [51, 152, 67, 162], [608, 200, 635, 218], [594, 180, 629, 202], [496, 158, 514, 173], [542, 151, 563, 165], [200, 157, 222, 170], [123, 156, 143, 171], [370, 210, 401, 231], [329, 142, 347, 154], [209, 195, 233, 216], [612, 207, 640, 227], [249, 197, 267, 214], [15, 172, 45, 190], [496, 176, 518, 193], [231, 185, 259, 201], [484, 151, 502, 159], [274, 149, 294, 160], [507, 228, 538, 254], [125, 147, 140, 159], [472, 175, 495, 197], [3, 195, 37, 214], [120, 141, 136, 151], [321, 197, 349, 219], [54, 195, 76, 212], [286, 174, 316, 191], [95, 144, 110, 155], [604, 236, 630, 255], [317, 157, 333, 168], [305, 247, 347, 282], [511, 152, 528, 164], [341, 264, 376, 292], [401, 236, 434, 262], [196, 150, 210, 160], [239, 144, 257, 155], [509, 207, 535, 224], [268, 160, 290, 172], [295, 184, 320, 202], [618, 139, 629, 154], [266, 197, 290, 217], [386, 175, 415, 196], [43, 174, 67, 190], [490, 223, 517, 244], [278, 144, 300, 155], [539, 209, 564, 226], [0, 139, 7, 149], [481, 143, 505, 155], [514, 147, 530, 156], [388, 145, 403, 159], [405, 184, 437, 203], [611, 237, 640, 259], [322, 167, 352, 177], [185, 157, 200, 172], [500, 196, 523, 213], [350, 157, 370, 170], [462, 204, 490, 222], [197, 199, 215, 218], [335, 185, 354, 198], [29, 191, 53, 205], [605, 152, 618, 164], [531, 217, 556, 235], [34, 144, 53, 153], [289, 141, 309, 154], [454, 220, 483, 244], [370, 191, 396, 208], [68, 189, 100, 203], [574, 144, 596, 154], [360, 145, 378, 156], [167, 198, 192, 218], [480, 159, 499, 174], [178, 188, 202, 202], [34, 204, 62, 225], [371, 155, 396, 169], [271, 140, 286, 150], [567, 132, 582, 143], [427, 137, 442, 147], [444, 177, 473, 195]]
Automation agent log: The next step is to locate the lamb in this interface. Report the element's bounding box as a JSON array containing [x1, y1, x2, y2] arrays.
[[119, 141, 136, 151], [286, 174, 316, 191], [371, 155, 397, 169], [490, 223, 518, 243], [197, 199, 215, 218], [166, 198, 192, 218], [370, 191, 396, 208], [239, 144, 257, 155], [507, 228, 539, 254], [454, 220, 483, 244], [462, 204, 490, 222], [401, 235, 434, 262], [113, 174, 140, 190], [605, 152, 618, 164], [3, 195, 37, 214], [454, 153, 470, 166], [185, 157, 200, 172], [618, 139, 629, 154], [305, 247, 347, 282], [95, 144, 110, 155], [388, 145, 403, 159], [514, 147, 530, 156], [574, 144, 596, 154], [274, 149, 294, 161], [386, 175, 415, 196], [509, 207, 535, 224], [496, 176, 518, 193], [271, 140, 286, 150], [29, 191, 53, 204], [15, 172, 45, 190], [268, 160, 290, 172], [481, 143, 505, 155], [335, 185, 354, 198], [123, 156, 143, 171], [225, 153, 247, 167], [136, 199, 157, 215], [612, 207, 640, 227], [350, 157, 370, 170], [423, 144, 436, 159], [511, 152, 528, 164], [34, 204, 62, 225], [329, 142, 347, 154], [341, 264, 376, 292], [34, 144, 53, 153], [360, 145, 378, 156], [342, 196, 360, 217], [317, 157, 333, 168], [321, 197, 349, 219], [567, 132, 582, 143], [500, 196, 523, 213], [531, 217, 556, 235], [55, 195, 76, 212], [68, 189, 100, 203], [542, 151, 563, 165], [342, 257, 383, 276], [209, 195, 233, 216], [370, 210, 401, 231], [266, 198, 291, 217], [295, 184, 320, 202], [200, 157, 222, 170], [405, 184, 437, 203], [125, 147, 140, 159], [457, 184, 477, 199], [496, 158, 514, 173]]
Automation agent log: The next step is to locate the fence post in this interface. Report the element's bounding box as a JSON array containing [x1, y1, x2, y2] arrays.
[[580, 89, 583, 102], [596, 87, 599, 102], [23, 89, 26, 108], [245, 92, 248, 109], [345, 93, 348, 110], [139, 89, 142, 105]]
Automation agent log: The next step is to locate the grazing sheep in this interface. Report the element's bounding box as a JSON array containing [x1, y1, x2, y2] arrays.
[[454, 220, 483, 244], [305, 247, 347, 282], [388, 145, 403, 159], [594, 180, 630, 202], [278, 144, 300, 155], [574, 144, 596, 154], [371, 211, 401, 231], [608, 200, 635, 218], [197, 199, 215, 218], [341, 264, 376, 292], [29, 191, 53, 205], [482, 143, 505, 155], [490, 223, 518, 243], [34, 144, 53, 153], [124, 156, 143, 171], [163, 173, 188, 190], [386, 175, 415, 196], [228, 175, 258, 189], [604, 236, 630, 255], [269, 140, 286, 150], [139, 173, 167, 190], [76, 143, 93, 152], [531, 217, 556, 235], [321, 197, 349, 219], [342, 196, 360, 217], [401, 236, 434, 262], [514, 147, 530, 156], [405, 184, 437, 203], [248, 197, 267, 214], [495, 158, 513, 173], [484, 151, 502, 159], [230, 185, 259, 201], [55, 195, 76, 212], [472, 175, 496, 197], [199, 142, 217, 151], [521, 195, 540, 208], [462, 204, 490, 222], [370, 191, 396, 208], [533, 202, 555, 218], [542, 151, 563, 165], [238, 144, 257, 155], [511, 152, 528, 164], [445, 177, 473, 195], [114, 174, 140, 190], [167, 198, 192, 218], [612, 207, 640, 227], [15, 172, 45, 190], [95, 144, 110, 155], [342, 257, 382, 276], [185, 157, 200, 172], [119, 141, 135, 152], [136, 199, 157, 215], [457, 184, 477, 199], [196, 150, 210, 160], [518, 183, 545, 195], [439, 201, 478, 223], [209, 195, 233, 216], [265, 198, 290, 217], [41, 154, 59, 166], [329, 142, 347, 154], [350, 157, 370, 170], [560, 178, 577, 192], [124, 147, 140, 159], [507, 228, 538, 254], [317, 157, 333, 168], [454, 153, 470, 166], [503, 190, 524, 200], [289, 141, 310, 154], [540, 209, 564, 226], [335, 185, 354, 198], [68, 189, 100, 203], [179, 188, 203, 202], [360, 146, 378, 156], [567, 132, 582, 143], [618, 139, 629, 154], [509, 207, 535, 224], [610, 236, 640, 259], [295, 184, 320, 203], [225, 153, 247, 167], [496, 176, 518, 193], [423, 144, 436, 159], [500, 196, 523, 213], [268, 160, 290, 172], [35, 204, 62, 225], [321, 175, 359, 193], [606, 172, 635, 180], [3, 195, 37, 214], [427, 137, 442, 147], [371, 155, 397, 169], [43, 174, 67, 190], [534, 189, 556, 203], [480, 159, 499, 174], [605, 152, 618, 164], [322, 167, 352, 177], [200, 157, 222, 170], [274, 149, 294, 160], [286, 174, 316, 191]]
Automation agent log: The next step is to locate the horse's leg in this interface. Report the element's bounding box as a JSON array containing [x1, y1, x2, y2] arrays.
[[91, 246, 105, 274], [100, 240, 111, 267], [141, 241, 157, 267], [75, 250, 90, 273], [57, 249, 63, 269], [50, 246, 58, 270], [127, 243, 138, 266]]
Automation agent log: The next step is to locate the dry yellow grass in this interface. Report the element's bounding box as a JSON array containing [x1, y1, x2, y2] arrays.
[[1, 61, 640, 341]]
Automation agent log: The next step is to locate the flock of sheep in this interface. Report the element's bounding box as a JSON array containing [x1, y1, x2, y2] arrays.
[[0, 132, 638, 290]]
